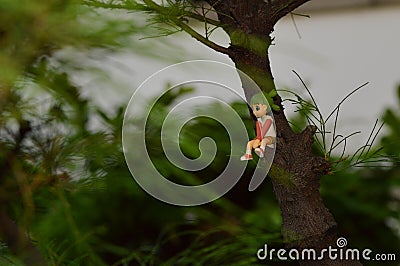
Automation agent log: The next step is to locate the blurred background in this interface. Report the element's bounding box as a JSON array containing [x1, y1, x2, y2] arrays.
[[0, 0, 399, 265]]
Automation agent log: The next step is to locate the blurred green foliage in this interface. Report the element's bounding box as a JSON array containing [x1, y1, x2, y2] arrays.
[[2, 81, 400, 265], [0, 1, 399, 266], [0, 0, 137, 87]]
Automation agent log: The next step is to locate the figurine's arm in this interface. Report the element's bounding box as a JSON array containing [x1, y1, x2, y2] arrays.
[[261, 118, 272, 138], [255, 121, 261, 140], [261, 118, 275, 145]]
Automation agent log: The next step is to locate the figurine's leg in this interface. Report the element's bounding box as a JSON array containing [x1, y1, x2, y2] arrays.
[[240, 140, 254, 161], [255, 137, 275, 158], [246, 140, 256, 154], [252, 139, 261, 149], [254, 146, 265, 158]]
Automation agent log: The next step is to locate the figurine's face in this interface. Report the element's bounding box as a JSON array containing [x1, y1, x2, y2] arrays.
[[252, 103, 268, 118]]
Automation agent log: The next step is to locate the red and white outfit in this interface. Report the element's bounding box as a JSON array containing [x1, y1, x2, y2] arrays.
[[240, 115, 275, 161], [255, 115, 275, 148]]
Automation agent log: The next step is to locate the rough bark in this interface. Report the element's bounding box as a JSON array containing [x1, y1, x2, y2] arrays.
[[204, 0, 362, 265]]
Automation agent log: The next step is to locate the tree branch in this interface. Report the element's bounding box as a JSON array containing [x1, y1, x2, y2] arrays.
[[142, 0, 231, 55], [83, 0, 147, 11], [176, 19, 231, 55], [86, 0, 230, 55], [270, 0, 311, 25], [184, 11, 222, 27]]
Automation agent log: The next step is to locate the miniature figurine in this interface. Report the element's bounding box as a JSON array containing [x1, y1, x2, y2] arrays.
[[240, 92, 276, 161]]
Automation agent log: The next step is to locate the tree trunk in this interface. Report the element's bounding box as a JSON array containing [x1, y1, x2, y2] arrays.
[[206, 1, 362, 265]]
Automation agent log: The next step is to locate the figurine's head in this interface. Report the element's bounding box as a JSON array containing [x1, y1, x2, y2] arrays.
[[250, 93, 269, 118]]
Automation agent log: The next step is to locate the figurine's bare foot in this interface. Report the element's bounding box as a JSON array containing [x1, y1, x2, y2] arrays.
[[240, 154, 253, 161], [255, 147, 265, 158]]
